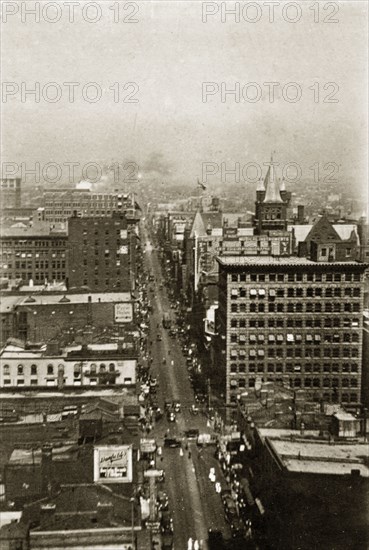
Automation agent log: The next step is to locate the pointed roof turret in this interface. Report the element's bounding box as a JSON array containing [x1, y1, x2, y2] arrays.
[[263, 156, 283, 203], [279, 177, 286, 192]]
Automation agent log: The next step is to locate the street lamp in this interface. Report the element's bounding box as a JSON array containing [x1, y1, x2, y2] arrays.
[[130, 493, 136, 549]]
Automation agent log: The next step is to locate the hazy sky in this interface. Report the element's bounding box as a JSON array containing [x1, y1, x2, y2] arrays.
[[1, 1, 368, 196]]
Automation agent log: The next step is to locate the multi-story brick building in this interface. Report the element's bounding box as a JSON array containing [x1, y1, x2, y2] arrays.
[[215, 254, 368, 409], [0, 223, 67, 285], [3, 291, 135, 344], [43, 188, 140, 223], [67, 213, 138, 292]]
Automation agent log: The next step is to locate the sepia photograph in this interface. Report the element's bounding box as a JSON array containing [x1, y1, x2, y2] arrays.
[[0, 1, 368, 549]]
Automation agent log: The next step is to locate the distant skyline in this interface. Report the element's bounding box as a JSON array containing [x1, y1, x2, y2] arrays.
[[1, 1, 368, 201]]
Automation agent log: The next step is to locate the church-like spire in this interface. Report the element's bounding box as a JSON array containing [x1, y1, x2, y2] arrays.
[[279, 177, 286, 192], [263, 155, 283, 203]]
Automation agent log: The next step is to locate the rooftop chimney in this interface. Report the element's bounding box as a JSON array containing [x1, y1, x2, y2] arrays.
[[40, 503, 56, 526], [97, 502, 113, 525], [297, 205, 305, 224]]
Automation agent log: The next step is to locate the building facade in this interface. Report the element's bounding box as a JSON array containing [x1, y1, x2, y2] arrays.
[[216, 255, 368, 408], [1, 178, 21, 209], [67, 213, 138, 292], [0, 224, 67, 285], [43, 188, 140, 223], [0, 341, 137, 390]]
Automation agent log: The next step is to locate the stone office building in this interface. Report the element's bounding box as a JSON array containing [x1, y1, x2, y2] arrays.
[[215, 254, 368, 408]]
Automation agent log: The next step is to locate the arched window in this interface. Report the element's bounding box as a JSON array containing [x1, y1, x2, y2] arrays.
[[100, 364, 106, 373], [47, 364, 54, 375]]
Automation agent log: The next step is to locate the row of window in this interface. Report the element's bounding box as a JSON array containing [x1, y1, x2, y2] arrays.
[[229, 377, 358, 388], [1, 241, 66, 248], [2, 378, 124, 386], [230, 302, 361, 314], [229, 392, 358, 404], [229, 362, 359, 373], [229, 318, 360, 328], [2, 362, 118, 376], [230, 347, 360, 359], [230, 333, 359, 344], [82, 279, 123, 287], [13, 261, 66, 269], [230, 287, 361, 298], [13, 272, 65, 281], [230, 272, 362, 283]]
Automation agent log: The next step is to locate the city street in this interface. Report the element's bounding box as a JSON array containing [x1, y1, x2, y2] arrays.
[[142, 227, 231, 548]]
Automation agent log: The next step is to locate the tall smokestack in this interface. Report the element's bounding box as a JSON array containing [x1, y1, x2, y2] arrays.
[[41, 445, 53, 495]]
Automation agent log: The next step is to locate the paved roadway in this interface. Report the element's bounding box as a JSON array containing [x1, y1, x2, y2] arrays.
[[142, 228, 231, 549]]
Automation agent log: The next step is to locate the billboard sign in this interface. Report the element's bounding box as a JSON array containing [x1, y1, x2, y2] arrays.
[[115, 302, 133, 323], [140, 438, 156, 453], [94, 445, 133, 483]]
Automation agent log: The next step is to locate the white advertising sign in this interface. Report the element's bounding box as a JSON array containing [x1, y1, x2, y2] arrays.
[[115, 303, 133, 323], [94, 445, 133, 483]]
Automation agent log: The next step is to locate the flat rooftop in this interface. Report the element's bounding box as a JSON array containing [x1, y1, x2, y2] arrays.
[[16, 292, 133, 306], [217, 255, 364, 267], [0, 223, 67, 237], [9, 445, 76, 465], [1, 341, 137, 359], [268, 438, 369, 477]]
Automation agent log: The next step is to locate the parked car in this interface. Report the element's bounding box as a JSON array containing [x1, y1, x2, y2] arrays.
[[184, 428, 199, 439], [160, 511, 173, 533], [157, 490, 169, 511], [164, 437, 181, 448], [164, 399, 172, 411]]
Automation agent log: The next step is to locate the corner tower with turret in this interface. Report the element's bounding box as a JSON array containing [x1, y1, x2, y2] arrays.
[[254, 156, 291, 234]]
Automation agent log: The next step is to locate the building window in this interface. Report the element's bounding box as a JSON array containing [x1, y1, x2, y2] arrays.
[[47, 364, 54, 375], [100, 363, 106, 372], [31, 364, 37, 375], [17, 365, 24, 375], [3, 364, 10, 375]]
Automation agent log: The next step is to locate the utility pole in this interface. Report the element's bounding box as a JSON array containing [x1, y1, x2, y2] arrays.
[[207, 378, 211, 410]]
